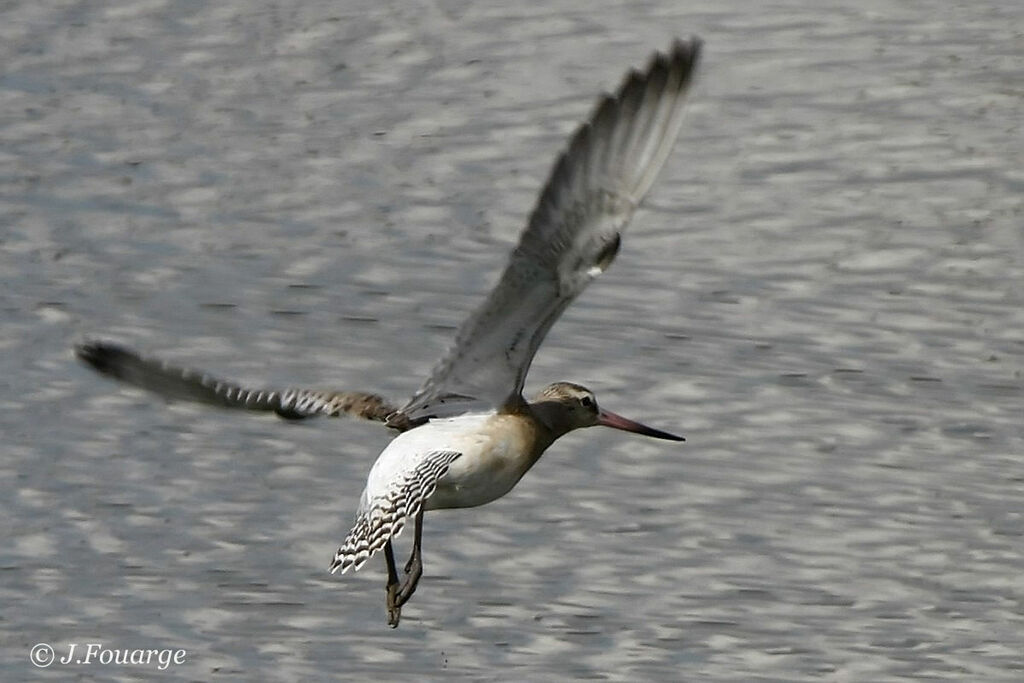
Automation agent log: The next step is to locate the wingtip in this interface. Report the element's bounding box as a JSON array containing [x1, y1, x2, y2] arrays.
[[74, 338, 98, 359], [669, 36, 702, 79], [652, 37, 702, 91], [74, 339, 122, 372], [670, 35, 703, 61], [591, 36, 702, 122]]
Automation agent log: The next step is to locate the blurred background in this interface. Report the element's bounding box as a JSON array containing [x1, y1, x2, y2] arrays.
[[2, 0, 1022, 679]]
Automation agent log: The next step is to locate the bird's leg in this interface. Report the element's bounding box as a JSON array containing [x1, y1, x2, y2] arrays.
[[394, 508, 424, 608], [383, 510, 424, 627], [384, 540, 402, 628], [403, 508, 424, 574]]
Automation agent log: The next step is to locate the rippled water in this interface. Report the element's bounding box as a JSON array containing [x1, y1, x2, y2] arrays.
[[3, 0, 1022, 679]]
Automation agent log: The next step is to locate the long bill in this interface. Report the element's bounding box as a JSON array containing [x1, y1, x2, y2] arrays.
[[596, 409, 685, 442]]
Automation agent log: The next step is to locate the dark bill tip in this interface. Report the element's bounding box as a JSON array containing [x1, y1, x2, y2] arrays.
[[596, 409, 685, 442]]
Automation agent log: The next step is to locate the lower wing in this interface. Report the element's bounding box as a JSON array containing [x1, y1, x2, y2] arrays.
[[75, 340, 409, 429]]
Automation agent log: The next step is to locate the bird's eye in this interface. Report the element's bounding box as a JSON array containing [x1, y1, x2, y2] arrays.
[[580, 396, 595, 409]]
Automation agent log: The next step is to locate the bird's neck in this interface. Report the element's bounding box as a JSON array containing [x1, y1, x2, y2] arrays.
[[525, 399, 577, 444], [496, 397, 572, 467]]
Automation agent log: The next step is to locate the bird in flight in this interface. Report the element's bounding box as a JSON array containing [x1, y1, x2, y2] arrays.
[[77, 37, 701, 627]]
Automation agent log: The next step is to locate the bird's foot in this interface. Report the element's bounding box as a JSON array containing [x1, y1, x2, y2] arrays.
[[386, 581, 402, 628]]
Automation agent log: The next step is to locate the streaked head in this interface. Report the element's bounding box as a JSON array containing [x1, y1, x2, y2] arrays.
[[531, 381, 684, 441]]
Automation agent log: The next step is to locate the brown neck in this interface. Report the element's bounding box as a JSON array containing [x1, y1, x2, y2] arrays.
[[499, 395, 571, 466], [527, 399, 578, 444]]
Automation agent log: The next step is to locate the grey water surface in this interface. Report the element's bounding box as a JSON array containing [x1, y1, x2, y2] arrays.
[[3, 0, 1023, 680]]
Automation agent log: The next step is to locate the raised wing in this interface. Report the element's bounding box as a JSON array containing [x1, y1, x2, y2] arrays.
[[329, 449, 462, 574], [399, 38, 701, 421], [75, 340, 409, 429]]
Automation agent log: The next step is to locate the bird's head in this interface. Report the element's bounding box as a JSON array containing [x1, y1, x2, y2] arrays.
[[530, 381, 684, 441]]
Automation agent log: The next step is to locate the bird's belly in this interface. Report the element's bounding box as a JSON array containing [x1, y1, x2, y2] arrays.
[[425, 438, 536, 510]]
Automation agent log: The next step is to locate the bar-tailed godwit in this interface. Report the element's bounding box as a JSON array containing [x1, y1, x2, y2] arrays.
[[77, 37, 701, 627]]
